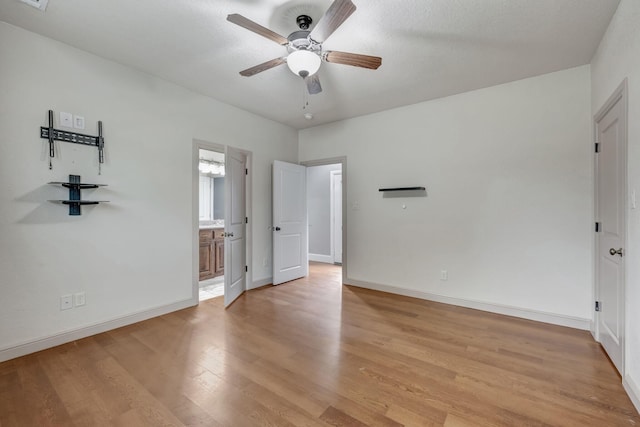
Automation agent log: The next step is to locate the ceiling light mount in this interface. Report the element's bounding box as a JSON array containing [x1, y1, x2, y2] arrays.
[[296, 15, 313, 30]]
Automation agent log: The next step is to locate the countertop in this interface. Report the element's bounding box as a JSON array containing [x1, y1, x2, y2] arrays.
[[199, 225, 223, 230]]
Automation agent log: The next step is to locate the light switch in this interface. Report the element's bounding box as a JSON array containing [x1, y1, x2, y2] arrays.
[[60, 112, 73, 128], [74, 115, 85, 130]]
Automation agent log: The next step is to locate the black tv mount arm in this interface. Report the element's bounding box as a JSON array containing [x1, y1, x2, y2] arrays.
[[40, 109, 105, 174]]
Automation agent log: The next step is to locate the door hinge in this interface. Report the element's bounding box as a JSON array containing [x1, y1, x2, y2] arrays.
[[595, 143, 600, 153], [245, 217, 248, 224], [595, 301, 601, 312], [245, 168, 248, 175], [595, 222, 601, 232], [245, 265, 248, 273]]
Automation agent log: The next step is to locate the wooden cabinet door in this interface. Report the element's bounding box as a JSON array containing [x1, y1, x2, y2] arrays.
[[199, 230, 214, 280], [199, 242, 213, 280], [214, 239, 224, 276]]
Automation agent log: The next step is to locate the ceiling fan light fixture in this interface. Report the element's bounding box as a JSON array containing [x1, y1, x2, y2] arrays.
[[287, 50, 321, 77]]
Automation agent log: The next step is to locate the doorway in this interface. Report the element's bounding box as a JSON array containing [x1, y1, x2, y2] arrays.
[[303, 158, 346, 283], [193, 140, 252, 307], [198, 148, 225, 301], [306, 163, 343, 265]]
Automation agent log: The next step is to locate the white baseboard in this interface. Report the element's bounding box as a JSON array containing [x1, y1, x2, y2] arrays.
[[624, 374, 640, 414], [309, 253, 334, 264], [0, 297, 197, 363], [250, 277, 272, 290], [344, 277, 591, 330]]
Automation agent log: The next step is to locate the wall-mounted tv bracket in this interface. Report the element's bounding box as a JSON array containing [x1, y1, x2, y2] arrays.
[[40, 110, 105, 174]]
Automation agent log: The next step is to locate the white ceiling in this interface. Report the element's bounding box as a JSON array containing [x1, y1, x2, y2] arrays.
[[0, 0, 620, 129]]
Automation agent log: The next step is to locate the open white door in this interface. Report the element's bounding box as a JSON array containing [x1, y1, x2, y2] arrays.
[[595, 82, 627, 374], [273, 160, 308, 285], [331, 170, 343, 264], [224, 146, 247, 307]]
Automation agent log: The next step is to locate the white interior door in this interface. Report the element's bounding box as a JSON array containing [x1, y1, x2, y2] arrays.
[[595, 85, 627, 374], [331, 171, 343, 264], [224, 146, 246, 307], [273, 160, 308, 285]]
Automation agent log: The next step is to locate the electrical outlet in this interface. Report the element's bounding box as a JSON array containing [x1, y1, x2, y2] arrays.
[[440, 270, 448, 281], [74, 292, 86, 307], [73, 115, 85, 130], [262, 257, 267, 267], [60, 112, 73, 128], [60, 295, 73, 310]]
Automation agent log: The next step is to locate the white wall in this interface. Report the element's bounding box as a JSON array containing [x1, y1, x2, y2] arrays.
[[0, 23, 297, 359], [307, 164, 342, 259], [300, 65, 593, 326], [590, 0, 640, 411]]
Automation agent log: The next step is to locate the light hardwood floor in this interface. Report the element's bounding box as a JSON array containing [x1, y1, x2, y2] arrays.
[[1, 262, 638, 426]]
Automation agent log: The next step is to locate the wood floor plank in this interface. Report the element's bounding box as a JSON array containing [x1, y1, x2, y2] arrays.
[[241, 381, 332, 427], [1, 262, 638, 426], [320, 405, 369, 427], [13, 355, 75, 426]]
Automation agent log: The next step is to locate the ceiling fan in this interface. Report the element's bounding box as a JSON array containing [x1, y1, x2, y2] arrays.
[[227, 0, 382, 95]]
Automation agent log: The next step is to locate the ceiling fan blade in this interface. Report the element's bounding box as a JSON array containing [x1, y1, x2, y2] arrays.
[[309, 0, 356, 43], [323, 51, 382, 70], [227, 14, 289, 46], [305, 74, 322, 95], [239, 57, 286, 77]]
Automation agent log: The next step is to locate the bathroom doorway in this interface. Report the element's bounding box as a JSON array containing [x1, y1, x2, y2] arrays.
[[198, 148, 225, 301]]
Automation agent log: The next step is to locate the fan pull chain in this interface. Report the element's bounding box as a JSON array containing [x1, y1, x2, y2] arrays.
[[302, 80, 310, 111]]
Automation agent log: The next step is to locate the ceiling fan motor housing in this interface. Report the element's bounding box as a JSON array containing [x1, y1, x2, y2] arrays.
[[287, 31, 320, 52]]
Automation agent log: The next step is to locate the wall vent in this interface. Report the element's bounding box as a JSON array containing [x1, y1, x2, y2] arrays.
[[18, 0, 49, 11]]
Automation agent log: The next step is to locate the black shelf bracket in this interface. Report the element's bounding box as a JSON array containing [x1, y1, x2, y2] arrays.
[[40, 110, 105, 174], [49, 175, 109, 216]]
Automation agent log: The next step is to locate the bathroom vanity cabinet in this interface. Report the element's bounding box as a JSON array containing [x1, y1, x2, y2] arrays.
[[199, 228, 224, 280]]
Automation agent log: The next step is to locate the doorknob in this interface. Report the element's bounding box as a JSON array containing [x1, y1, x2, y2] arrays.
[[274, 226, 281, 231], [609, 247, 623, 257], [224, 232, 234, 237]]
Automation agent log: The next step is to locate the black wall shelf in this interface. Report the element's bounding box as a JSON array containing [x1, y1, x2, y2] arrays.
[[49, 175, 108, 215], [379, 187, 426, 192]]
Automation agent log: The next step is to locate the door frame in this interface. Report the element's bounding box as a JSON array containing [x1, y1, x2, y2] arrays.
[[330, 169, 342, 264], [192, 139, 253, 302], [593, 79, 628, 375], [301, 157, 347, 282]]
